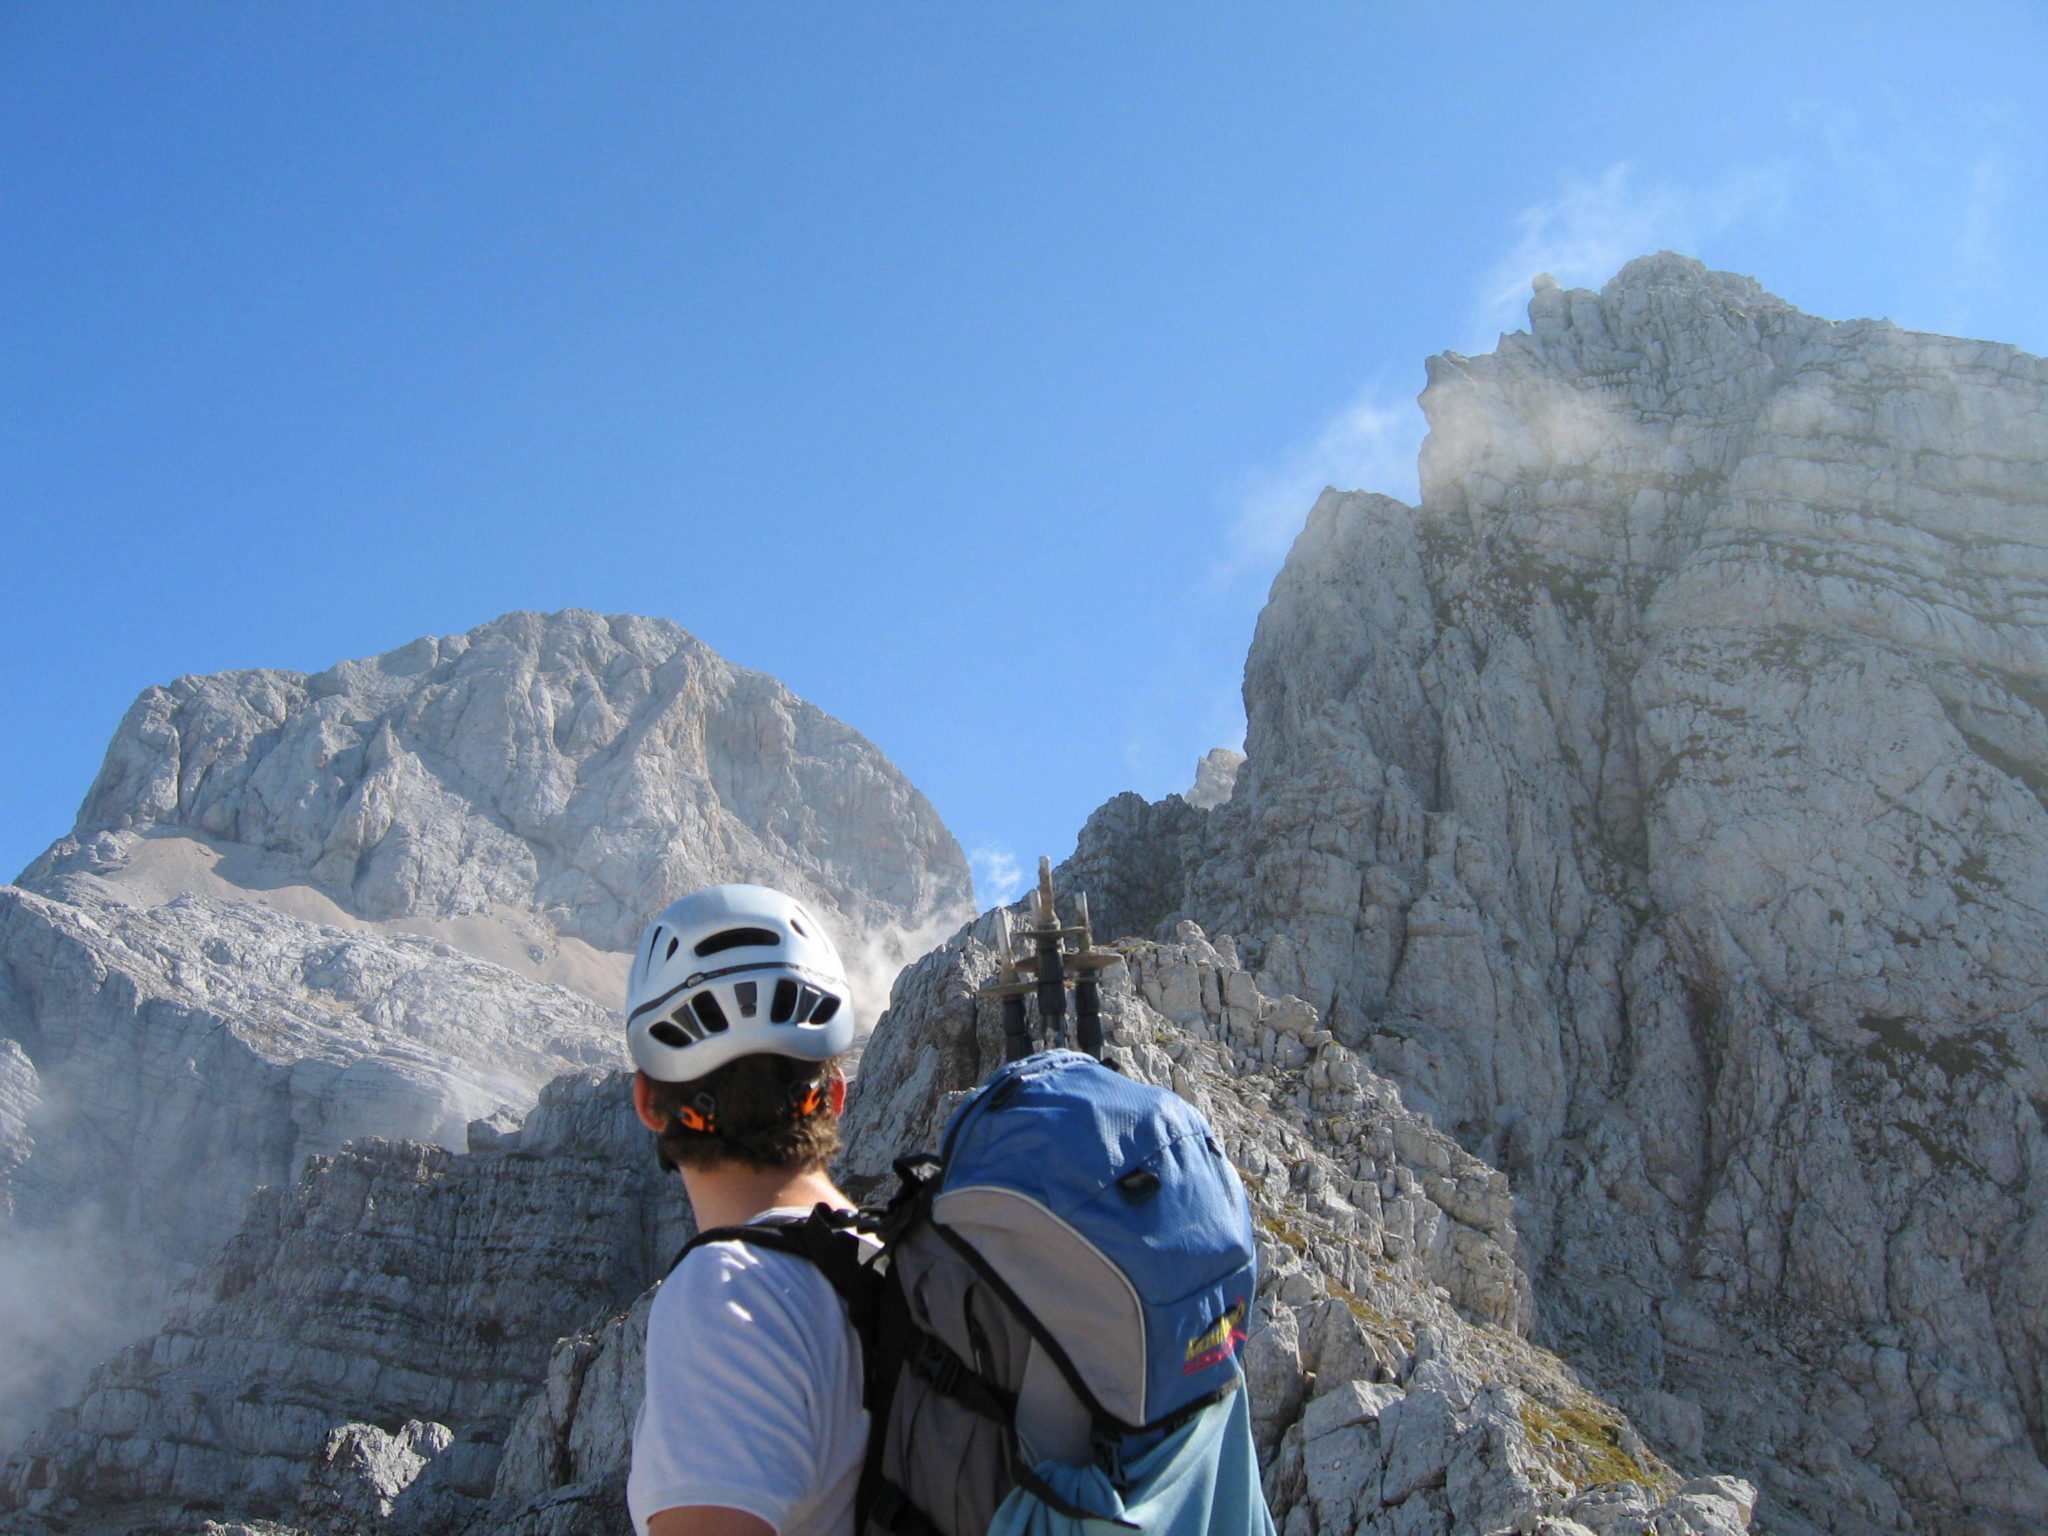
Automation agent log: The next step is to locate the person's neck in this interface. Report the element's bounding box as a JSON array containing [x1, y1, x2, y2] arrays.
[[678, 1161, 853, 1232]]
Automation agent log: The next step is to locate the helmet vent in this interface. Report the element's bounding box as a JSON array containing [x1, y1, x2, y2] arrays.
[[690, 992, 730, 1033], [809, 993, 841, 1025], [649, 1021, 690, 1050], [795, 985, 823, 1022], [695, 927, 780, 958], [770, 978, 799, 1024], [791, 913, 811, 937], [665, 936, 680, 961], [734, 981, 758, 1017]]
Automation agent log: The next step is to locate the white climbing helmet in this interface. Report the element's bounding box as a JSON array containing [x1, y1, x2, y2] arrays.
[[626, 884, 855, 1081]]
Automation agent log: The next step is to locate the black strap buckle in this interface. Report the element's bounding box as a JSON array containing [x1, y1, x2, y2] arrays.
[[911, 1333, 963, 1396]]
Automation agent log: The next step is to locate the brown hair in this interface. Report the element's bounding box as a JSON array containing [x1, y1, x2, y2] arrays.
[[645, 1053, 843, 1173]]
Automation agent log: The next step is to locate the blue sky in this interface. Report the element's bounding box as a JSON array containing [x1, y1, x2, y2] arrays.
[[5, 3, 2046, 905]]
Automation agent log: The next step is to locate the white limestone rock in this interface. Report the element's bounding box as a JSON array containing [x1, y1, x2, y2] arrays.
[[833, 914, 1747, 1536], [20, 608, 973, 1002], [0, 608, 973, 1460], [1063, 255, 2048, 1533], [0, 879, 621, 1455], [302, 1420, 453, 1527], [1, 918, 1751, 1536], [0, 1036, 35, 1214]]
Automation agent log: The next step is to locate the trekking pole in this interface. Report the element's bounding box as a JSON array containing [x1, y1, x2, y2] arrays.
[[990, 907, 1035, 1063], [976, 858, 1121, 1062], [1030, 857, 1068, 1048], [1068, 891, 1117, 1061]]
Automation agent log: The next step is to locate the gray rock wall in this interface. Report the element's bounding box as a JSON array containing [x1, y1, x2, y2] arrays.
[[484, 921, 1753, 1536], [1, 1070, 687, 1535], [1065, 255, 2048, 1533], [0, 884, 622, 1456], [4, 926, 1752, 1536]]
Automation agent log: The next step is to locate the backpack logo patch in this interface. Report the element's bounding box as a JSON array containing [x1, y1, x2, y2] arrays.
[[1181, 1299, 1248, 1375]]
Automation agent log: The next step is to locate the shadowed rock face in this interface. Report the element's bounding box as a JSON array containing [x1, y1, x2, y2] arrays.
[[1065, 255, 2048, 1532], [0, 1070, 689, 1536]]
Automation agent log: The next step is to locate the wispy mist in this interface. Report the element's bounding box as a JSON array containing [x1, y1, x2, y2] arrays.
[[1470, 162, 1792, 345], [969, 844, 1026, 909], [0, 1212, 142, 1458], [1220, 381, 1426, 583]]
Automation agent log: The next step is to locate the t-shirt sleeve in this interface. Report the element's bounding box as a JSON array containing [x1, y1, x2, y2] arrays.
[[632, 1245, 829, 1534]]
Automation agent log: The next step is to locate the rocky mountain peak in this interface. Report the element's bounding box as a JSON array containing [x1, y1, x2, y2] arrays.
[[0, 609, 974, 1459], [1069, 260, 2048, 1532], [27, 607, 973, 982]]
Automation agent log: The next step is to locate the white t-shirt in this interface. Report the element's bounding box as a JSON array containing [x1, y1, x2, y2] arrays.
[[629, 1208, 870, 1536]]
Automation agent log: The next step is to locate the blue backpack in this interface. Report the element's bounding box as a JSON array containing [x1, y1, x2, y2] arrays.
[[677, 1049, 1273, 1536]]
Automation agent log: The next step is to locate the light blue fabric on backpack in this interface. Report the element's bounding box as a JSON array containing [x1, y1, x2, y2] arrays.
[[984, 1388, 1276, 1536], [938, 1050, 1259, 1430]]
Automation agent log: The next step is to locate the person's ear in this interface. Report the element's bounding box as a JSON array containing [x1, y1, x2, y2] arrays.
[[632, 1071, 669, 1133], [828, 1072, 847, 1119]]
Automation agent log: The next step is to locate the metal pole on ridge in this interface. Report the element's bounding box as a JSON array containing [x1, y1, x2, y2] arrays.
[[1071, 892, 1105, 1060], [1030, 858, 1068, 1049], [976, 857, 1121, 1063]]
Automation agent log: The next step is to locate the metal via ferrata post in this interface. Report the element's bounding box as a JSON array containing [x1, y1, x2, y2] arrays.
[[980, 857, 1121, 1062]]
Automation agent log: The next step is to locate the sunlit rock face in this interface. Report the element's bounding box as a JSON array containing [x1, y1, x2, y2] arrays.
[[1067, 255, 2048, 1534], [0, 609, 974, 1455], [480, 923, 1753, 1536], [23, 608, 974, 993]]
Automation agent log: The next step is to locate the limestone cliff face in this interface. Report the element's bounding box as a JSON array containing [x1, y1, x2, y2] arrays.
[[23, 608, 973, 980], [0, 609, 974, 1456], [1066, 255, 2048, 1533], [0, 884, 622, 1456]]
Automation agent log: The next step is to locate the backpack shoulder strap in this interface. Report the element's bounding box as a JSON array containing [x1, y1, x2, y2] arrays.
[[670, 1204, 884, 1339]]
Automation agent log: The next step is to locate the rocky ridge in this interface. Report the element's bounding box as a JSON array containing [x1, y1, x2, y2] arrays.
[[4, 921, 1754, 1536], [1063, 255, 2048, 1533]]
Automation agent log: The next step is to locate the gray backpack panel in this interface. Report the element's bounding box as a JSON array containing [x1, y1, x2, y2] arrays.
[[931, 1184, 1150, 1428], [870, 1222, 1091, 1536]]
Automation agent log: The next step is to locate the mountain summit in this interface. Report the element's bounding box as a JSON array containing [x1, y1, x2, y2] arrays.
[[0, 609, 974, 1454]]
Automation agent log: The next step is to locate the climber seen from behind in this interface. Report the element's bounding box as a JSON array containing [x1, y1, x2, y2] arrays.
[[624, 883, 867, 1536]]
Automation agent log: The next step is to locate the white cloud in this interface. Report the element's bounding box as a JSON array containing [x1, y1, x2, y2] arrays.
[[1471, 161, 1791, 344], [838, 908, 964, 1036], [1219, 379, 1425, 581], [968, 843, 1026, 908]]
